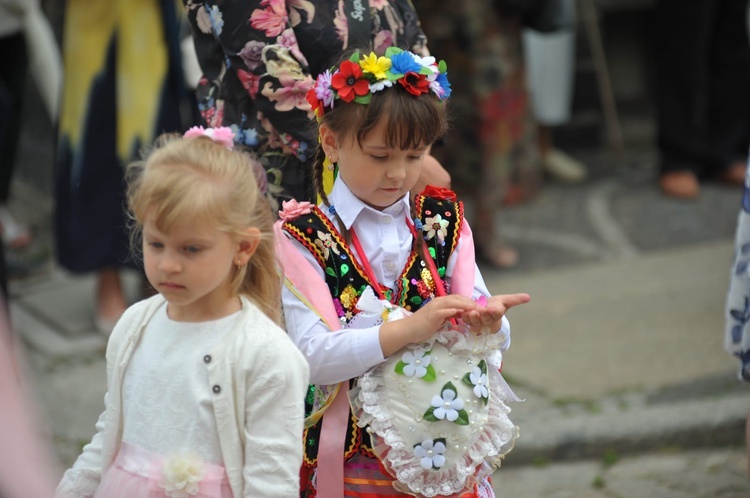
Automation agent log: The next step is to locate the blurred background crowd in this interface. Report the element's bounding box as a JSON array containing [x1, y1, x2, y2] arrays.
[[3, 0, 748, 300]]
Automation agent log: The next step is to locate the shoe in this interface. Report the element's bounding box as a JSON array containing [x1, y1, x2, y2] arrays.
[[659, 171, 700, 199], [0, 206, 32, 249], [716, 160, 746, 186], [542, 149, 587, 183]]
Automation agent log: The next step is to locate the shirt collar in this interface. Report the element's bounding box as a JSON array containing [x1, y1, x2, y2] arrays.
[[328, 177, 412, 230]]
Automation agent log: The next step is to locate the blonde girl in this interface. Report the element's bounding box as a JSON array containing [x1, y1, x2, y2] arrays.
[[276, 48, 530, 497], [56, 129, 309, 498]]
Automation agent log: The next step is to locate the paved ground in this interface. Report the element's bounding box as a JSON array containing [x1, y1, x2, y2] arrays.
[[6, 79, 750, 496]]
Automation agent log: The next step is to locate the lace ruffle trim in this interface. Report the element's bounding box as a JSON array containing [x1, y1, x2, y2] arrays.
[[351, 360, 520, 497]]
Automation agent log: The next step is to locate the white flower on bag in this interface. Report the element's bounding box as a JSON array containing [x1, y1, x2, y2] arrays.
[[469, 366, 489, 399], [430, 388, 464, 422], [158, 452, 204, 498], [401, 348, 431, 378], [413, 439, 447, 470]]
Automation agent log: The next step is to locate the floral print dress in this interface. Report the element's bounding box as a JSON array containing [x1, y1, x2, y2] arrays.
[[726, 161, 750, 381], [183, 0, 428, 205]]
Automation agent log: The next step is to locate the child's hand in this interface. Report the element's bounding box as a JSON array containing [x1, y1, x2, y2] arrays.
[[379, 294, 476, 357], [461, 293, 530, 334], [409, 294, 477, 341]]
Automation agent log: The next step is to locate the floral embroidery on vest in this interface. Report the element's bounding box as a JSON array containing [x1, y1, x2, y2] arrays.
[[282, 206, 373, 327]]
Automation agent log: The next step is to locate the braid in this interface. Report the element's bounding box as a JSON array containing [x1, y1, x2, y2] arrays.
[[410, 195, 427, 265], [312, 144, 330, 206]]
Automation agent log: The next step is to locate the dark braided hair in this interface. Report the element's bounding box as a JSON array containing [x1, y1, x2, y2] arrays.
[[312, 143, 330, 207]]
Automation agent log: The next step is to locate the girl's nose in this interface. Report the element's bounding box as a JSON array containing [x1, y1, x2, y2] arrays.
[[387, 161, 407, 180], [158, 251, 181, 273]]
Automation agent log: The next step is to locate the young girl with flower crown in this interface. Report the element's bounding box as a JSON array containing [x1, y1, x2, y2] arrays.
[[275, 48, 531, 498], [55, 129, 310, 498]]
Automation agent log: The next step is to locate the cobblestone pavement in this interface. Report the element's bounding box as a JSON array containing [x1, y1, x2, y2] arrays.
[[493, 446, 748, 498]]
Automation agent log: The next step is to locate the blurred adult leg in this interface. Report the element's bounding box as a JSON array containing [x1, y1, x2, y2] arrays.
[[708, 0, 750, 184], [523, 0, 586, 183], [654, 0, 714, 197], [0, 32, 32, 248], [653, 0, 749, 198]]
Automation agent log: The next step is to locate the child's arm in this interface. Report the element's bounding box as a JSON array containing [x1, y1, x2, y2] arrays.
[[241, 337, 310, 497], [55, 302, 142, 498], [54, 397, 109, 498], [283, 283, 388, 385]]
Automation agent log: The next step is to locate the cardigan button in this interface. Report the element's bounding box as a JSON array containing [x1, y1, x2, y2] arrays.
[[212, 385, 221, 394], [203, 354, 212, 364]]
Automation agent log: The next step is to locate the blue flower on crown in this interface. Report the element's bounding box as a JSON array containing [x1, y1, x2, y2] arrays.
[[390, 52, 422, 75], [434, 73, 452, 99]]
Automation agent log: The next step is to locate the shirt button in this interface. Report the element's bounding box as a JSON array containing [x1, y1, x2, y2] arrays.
[[383, 216, 392, 224], [203, 355, 212, 364], [212, 385, 221, 394], [385, 262, 396, 272]]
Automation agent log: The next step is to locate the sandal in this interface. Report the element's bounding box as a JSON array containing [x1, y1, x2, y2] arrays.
[[0, 206, 32, 249]]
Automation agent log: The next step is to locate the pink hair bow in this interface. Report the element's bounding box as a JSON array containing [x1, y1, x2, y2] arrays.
[[183, 126, 235, 149]]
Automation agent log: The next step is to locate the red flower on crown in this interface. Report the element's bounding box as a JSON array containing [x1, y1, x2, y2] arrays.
[[331, 60, 370, 102], [398, 71, 430, 97], [306, 90, 322, 116]]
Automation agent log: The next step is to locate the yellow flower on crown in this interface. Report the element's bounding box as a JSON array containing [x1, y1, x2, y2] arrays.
[[360, 53, 392, 80]]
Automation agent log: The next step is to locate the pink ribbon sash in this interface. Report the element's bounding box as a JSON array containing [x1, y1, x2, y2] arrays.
[[275, 221, 347, 497]]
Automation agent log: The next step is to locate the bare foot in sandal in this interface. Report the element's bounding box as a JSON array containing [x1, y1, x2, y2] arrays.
[[0, 206, 32, 249]]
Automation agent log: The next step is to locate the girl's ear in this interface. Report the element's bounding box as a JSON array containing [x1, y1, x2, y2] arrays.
[[319, 124, 339, 163], [235, 227, 261, 266]]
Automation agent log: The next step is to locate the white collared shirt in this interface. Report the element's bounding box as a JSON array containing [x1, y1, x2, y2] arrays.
[[281, 179, 510, 385]]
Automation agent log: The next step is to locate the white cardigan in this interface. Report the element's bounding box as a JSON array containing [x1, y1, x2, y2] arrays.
[[55, 294, 309, 498]]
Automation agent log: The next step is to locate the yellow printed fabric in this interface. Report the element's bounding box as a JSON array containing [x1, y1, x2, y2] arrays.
[[55, 0, 192, 273]]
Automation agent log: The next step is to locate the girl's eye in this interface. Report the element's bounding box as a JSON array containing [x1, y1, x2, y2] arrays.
[[184, 246, 202, 254], [148, 241, 164, 249], [409, 155, 423, 161], [371, 155, 388, 161]]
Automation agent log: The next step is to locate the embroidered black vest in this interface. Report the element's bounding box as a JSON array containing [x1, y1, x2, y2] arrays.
[[281, 194, 464, 467]]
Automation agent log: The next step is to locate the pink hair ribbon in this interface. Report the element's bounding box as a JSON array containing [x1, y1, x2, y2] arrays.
[[183, 126, 235, 149]]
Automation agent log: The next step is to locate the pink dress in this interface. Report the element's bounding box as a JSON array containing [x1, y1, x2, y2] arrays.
[[95, 442, 233, 498]]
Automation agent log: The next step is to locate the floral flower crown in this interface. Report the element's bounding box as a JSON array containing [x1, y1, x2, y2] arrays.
[[183, 126, 235, 149], [306, 46, 451, 119]]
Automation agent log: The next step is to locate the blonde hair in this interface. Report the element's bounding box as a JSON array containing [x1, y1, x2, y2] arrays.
[[126, 133, 281, 324]]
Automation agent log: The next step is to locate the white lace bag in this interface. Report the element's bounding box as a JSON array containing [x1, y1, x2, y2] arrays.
[[349, 288, 520, 497]]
